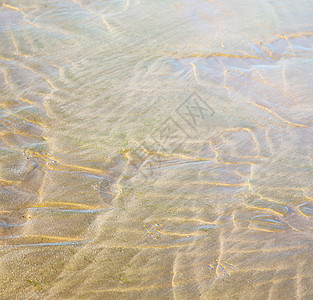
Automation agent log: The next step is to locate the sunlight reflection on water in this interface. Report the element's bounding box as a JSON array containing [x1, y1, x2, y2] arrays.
[[0, 0, 313, 298]]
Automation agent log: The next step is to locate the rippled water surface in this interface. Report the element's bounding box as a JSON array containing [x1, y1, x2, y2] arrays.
[[0, 0, 313, 299]]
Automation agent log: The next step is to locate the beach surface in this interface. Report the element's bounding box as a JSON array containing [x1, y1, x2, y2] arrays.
[[0, 0, 313, 299]]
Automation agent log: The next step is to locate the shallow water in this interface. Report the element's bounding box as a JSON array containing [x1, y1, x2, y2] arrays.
[[0, 0, 313, 299]]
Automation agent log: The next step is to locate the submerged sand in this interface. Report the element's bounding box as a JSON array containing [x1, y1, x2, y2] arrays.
[[0, 0, 313, 299]]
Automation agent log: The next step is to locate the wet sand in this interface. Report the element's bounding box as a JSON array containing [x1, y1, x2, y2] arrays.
[[0, 0, 313, 299]]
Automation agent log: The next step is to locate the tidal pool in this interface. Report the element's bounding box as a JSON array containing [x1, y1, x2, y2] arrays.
[[0, 0, 313, 299]]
